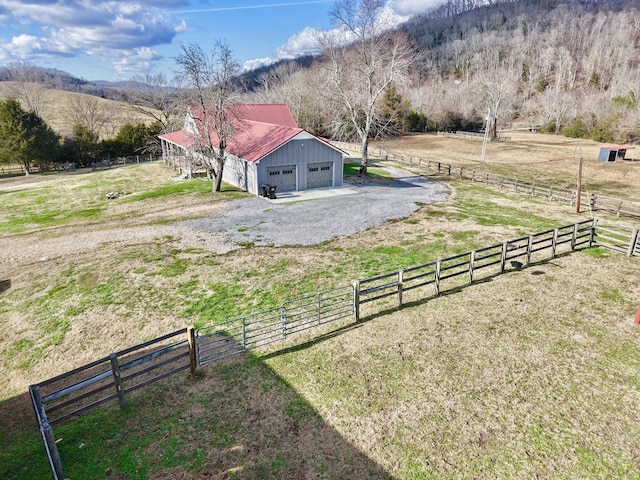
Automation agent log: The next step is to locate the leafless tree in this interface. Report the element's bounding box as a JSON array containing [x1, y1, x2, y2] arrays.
[[318, 0, 418, 174], [65, 94, 115, 140], [5, 63, 48, 117], [123, 73, 182, 153], [174, 41, 242, 192]]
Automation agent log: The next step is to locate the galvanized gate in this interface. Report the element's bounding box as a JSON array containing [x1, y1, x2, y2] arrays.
[[195, 285, 354, 365]]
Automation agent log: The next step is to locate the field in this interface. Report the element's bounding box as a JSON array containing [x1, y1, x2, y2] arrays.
[[373, 131, 640, 200], [1, 132, 640, 479]]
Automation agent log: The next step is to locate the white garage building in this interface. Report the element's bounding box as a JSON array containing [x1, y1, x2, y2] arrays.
[[159, 104, 345, 196]]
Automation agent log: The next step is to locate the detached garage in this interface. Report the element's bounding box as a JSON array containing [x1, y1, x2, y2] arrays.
[[159, 104, 345, 196]]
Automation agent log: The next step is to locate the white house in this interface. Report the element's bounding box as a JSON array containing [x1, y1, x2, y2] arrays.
[[159, 104, 345, 195]]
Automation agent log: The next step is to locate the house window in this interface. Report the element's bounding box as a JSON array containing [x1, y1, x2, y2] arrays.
[[321, 166, 331, 171], [269, 171, 280, 176], [309, 167, 318, 172], [282, 169, 293, 174]]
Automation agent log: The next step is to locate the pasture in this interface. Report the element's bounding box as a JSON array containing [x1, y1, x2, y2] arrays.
[[1, 133, 639, 479]]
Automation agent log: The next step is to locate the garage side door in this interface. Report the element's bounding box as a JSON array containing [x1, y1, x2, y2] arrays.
[[307, 162, 333, 189], [266, 166, 297, 192]]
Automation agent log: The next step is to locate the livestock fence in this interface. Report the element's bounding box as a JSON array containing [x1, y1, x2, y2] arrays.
[[30, 217, 640, 479], [332, 141, 640, 219], [92, 154, 161, 170], [436, 130, 511, 142]]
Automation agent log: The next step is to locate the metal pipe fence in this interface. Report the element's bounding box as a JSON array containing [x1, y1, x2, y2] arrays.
[[195, 286, 354, 366]]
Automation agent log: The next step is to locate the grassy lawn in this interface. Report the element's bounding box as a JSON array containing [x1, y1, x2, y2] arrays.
[[1, 160, 639, 479]]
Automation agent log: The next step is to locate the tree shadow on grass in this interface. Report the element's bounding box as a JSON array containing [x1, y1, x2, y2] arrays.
[[0, 391, 53, 479], [3, 351, 394, 480]]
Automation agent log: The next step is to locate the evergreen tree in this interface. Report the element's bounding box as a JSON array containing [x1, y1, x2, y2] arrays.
[[0, 98, 60, 173]]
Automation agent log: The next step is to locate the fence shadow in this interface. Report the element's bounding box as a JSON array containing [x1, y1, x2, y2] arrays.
[[261, 253, 569, 362], [0, 279, 10, 294], [20, 333, 393, 479], [43, 350, 394, 479], [0, 391, 53, 477]]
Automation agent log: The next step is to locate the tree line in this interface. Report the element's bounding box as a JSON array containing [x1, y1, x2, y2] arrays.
[[2, 0, 639, 176], [0, 95, 161, 173]]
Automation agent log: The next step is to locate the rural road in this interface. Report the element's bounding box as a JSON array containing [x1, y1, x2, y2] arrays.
[[179, 167, 450, 246]]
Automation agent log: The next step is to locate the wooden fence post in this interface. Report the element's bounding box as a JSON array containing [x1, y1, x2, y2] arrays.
[[551, 229, 558, 258], [187, 326, 197, 378], [590, 218, 598, 248], [110, 353, 127, 408], [526, 235, 534, 266], [627, 229, 639, 257], [30, 385, 67, 480], [353, 281, 361, 322], [571, 223, 578, 250], [468, 251, 475, 284], [398, 270, 404, 308], [434, 260, 442, 296], [500, 242, 508, 273]]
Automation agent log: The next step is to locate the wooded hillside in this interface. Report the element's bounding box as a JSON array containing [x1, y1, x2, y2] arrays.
[[247, 0, 640, 144]]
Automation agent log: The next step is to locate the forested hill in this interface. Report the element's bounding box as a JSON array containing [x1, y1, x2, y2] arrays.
[[248, 0, 640, 144], [399, 0, 640, 142]]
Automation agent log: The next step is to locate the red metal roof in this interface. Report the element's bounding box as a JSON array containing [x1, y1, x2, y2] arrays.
[[230, 104, 298, 128], [160, 104, 313, 162], [160, 119, 304, 162], [229, 121, 303, 161], [159, 130, 196, 147]]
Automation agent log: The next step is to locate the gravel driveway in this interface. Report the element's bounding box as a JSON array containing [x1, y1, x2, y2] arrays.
[[179, 168, 450, 246]]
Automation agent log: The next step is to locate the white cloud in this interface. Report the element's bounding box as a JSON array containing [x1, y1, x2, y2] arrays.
[[242, 0, 429, 71], [274, 27, 323, 60], [112, 47, 161, 75], [0, 0, 182, 73], [241, 57, 278, 72], [388, 0, 446, 17]]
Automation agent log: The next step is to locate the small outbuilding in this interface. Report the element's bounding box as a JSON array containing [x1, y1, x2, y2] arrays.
[[159, 104, 345, 195], [598, 145, 636, 162]]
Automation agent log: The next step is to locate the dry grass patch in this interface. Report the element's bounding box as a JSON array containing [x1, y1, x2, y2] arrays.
[[374, 132, 640, 199]]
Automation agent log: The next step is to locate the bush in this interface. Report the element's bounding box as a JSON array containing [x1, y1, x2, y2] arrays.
[[562, 116, 589, 138]]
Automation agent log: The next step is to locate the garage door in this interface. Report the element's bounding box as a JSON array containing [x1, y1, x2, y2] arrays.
[[307, 162, 333, 189], [266, 166, 297, 192]]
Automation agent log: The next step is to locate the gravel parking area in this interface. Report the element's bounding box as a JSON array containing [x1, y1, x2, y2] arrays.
[[179, 168, 450, 246]]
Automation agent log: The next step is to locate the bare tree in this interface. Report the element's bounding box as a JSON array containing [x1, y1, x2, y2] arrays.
[[65, 94, 114, 140], [478, 67, 518, 140], [318, 0, 417, 174], [123, 73, 182, 153], [175, 41, 241, 192], [5, 63, 48, 117]]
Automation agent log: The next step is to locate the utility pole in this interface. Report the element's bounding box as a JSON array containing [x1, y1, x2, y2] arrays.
[[480, 108, 490, 162], [576, 141, 583, 213]]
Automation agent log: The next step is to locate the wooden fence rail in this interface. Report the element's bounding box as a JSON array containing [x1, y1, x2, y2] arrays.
[[29, 328, 194, 479], [332, 141, 640, 219], [352, 220, 595, 319], [593, 221, 640, 256]]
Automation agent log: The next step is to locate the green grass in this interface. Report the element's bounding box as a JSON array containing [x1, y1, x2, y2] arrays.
[[120, 177, 216, 201], [2, 162, 639, 479], [343, 159, 393, 180]]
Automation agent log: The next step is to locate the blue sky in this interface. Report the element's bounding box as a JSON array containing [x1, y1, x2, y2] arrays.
[[0, 0, 443, 82]]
